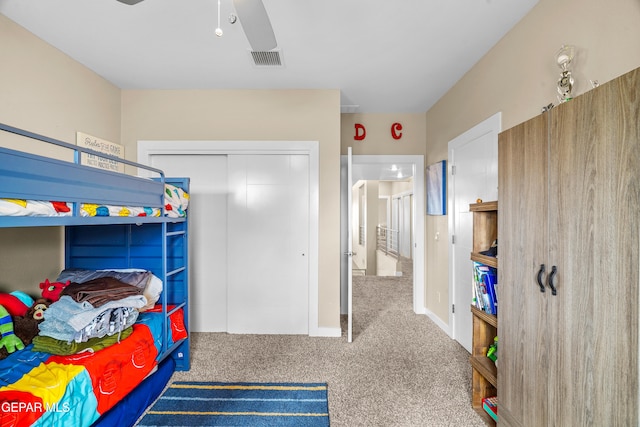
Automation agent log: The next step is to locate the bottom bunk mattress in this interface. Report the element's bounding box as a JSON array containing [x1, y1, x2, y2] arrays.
[[0, 309, 186, 427]]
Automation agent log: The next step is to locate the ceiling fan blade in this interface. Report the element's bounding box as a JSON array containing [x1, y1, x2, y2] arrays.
[[116, 0, 145, 5], [232, 0, 277, 51]]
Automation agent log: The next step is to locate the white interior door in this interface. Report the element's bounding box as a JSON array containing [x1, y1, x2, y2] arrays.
[[227, 154, 310, 334], [148, 154, 228, 332], [448, 113, 500, 352], [347, 147, 353, 343]]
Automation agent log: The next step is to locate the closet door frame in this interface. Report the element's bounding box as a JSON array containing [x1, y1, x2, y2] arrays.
[[138, 140, 324, 337]]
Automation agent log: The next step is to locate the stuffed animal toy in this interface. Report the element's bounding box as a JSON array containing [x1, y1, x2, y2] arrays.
[[0, 304, 24, 357], [30, 299, 49, 322], [39, 279, 71, 302], [0, 292, 30, 317], [0, 299, 50, 360], [9, 291, 34, 310]]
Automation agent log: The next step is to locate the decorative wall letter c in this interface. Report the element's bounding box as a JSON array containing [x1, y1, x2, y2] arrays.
[[354, 123, 366, 141], [391, 122, 403, 140]]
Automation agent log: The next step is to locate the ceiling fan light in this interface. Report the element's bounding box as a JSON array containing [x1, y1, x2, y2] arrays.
[[215, 0, 223, 38]]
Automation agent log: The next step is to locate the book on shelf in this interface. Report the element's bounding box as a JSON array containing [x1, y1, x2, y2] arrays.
[[482, 396, 498, 422], [473, 262, 498, 315]]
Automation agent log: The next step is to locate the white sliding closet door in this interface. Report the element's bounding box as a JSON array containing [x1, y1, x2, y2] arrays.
[[148, 154, 228, 332], [227, 154, 309, 334]]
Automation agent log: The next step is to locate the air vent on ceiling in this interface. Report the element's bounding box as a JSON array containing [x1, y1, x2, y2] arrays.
[[249, 50, 283, 67]]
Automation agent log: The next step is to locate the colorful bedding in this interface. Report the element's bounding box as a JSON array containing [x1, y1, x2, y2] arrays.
[[0, 200, 71, 217], [0, 309, 186, 427], [0, 184, 189, 219]]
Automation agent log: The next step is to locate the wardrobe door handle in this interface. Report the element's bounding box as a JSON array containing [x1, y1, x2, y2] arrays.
[[536, 264, 546, 293], [548, 265, 558, 295]]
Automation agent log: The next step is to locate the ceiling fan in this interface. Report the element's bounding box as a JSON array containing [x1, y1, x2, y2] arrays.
[[116, 0, 277, 51]]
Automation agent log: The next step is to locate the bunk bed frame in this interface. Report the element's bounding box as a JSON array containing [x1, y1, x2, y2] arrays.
[[0, 122, 190, 426]]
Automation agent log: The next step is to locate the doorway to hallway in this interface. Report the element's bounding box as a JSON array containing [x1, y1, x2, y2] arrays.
[[340, 154, 425, 340], [351, 179, 413, 278]]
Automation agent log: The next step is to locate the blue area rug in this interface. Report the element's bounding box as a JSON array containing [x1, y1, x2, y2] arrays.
[[137, 381, 330, 426]]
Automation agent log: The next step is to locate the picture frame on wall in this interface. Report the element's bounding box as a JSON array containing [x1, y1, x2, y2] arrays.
[[426, 160, 446, 215]]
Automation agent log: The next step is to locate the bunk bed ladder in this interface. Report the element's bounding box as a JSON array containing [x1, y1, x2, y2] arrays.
[[158, 217, 190, 370]]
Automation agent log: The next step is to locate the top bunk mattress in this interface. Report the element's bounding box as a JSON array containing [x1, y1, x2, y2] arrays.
[[0, 183, 189, 219], [0, 123, 189, 227]]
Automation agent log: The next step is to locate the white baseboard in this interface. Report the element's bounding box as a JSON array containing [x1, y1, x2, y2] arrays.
[[424, 309, 452, 337], [310, 326, 342, 338]]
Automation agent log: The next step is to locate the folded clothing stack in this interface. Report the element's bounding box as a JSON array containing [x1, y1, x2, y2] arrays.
[[56, 269, 161, 312], [36, 278, 147, 348], [32, 326, 133, 355]]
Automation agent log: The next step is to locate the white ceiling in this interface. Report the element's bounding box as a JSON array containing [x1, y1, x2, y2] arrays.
[[0, 0, 538, 113]]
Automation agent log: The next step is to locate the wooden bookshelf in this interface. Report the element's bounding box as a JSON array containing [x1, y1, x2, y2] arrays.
[[469, 201, 498, 426], [469, 200, 498, 212], [470, 252, 497, 268]]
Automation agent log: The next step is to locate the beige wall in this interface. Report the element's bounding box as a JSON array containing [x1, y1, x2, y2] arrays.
[[424, 0, 640, 324], [120, 89, 342, 329], [0, 15, 121, 295], [341, 113, 427, 156], [0, 15, 121, 149]]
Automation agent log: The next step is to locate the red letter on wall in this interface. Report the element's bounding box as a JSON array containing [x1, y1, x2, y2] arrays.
[[391, 122, 403, 140], [354, 123, 366, 141]]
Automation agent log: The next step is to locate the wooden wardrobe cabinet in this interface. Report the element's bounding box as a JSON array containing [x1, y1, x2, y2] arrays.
[[497, 67, 640, 426]]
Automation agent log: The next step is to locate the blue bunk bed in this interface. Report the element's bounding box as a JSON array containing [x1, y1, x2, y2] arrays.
[[0, 123, 190, 427]]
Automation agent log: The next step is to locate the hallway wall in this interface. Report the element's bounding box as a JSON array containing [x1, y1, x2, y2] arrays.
[[424, 0, 640, 326]]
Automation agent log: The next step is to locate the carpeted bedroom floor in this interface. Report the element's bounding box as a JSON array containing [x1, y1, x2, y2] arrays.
[[171, 258, 486, 426]]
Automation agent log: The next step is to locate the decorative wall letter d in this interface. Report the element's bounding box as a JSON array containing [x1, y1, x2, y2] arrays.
[[354, 124, 366, 141]]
